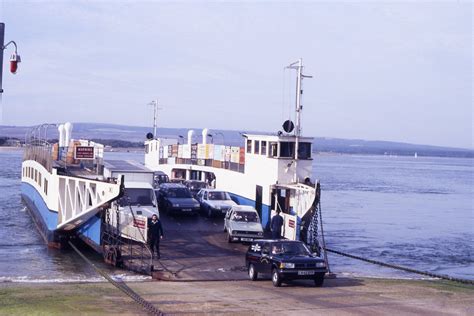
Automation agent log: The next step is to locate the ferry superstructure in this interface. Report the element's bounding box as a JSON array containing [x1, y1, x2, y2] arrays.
[[145, 59, 322, 247], [20, 123, 123, 248]]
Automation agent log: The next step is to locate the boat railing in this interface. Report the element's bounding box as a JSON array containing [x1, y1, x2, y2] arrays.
[[23, 142, 53, 172], [23, 124, 58, 172], [153, 143, 246, 173], [158, 157, 245, 173]]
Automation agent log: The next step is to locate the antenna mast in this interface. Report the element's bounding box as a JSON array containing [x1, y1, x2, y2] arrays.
[[148, 99, 161, 138], [286, 58, 312, 181]]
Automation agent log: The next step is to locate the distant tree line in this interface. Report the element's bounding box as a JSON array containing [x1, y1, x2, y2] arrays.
[[90, 139, 144, 148]]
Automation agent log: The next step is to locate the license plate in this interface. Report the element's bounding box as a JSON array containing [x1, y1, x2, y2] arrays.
[[241, 238, 253, 241], [182, 208, 191, 212], [298, 270, 315, 276]]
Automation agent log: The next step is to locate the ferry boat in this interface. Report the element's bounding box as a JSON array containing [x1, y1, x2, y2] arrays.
[[145, 59, 322, 248], [20, 123, 124, 249]]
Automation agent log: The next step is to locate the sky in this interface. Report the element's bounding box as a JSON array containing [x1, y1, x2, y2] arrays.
[[0, 0, 472, 149]]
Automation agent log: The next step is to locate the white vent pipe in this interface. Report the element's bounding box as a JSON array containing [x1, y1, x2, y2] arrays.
[[202, 128, 209, 145], [58, 124, 65, 147], [64, 122, 73, 147], [187, 130, 194, 145]]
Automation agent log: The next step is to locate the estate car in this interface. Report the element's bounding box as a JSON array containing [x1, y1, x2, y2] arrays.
[[245, 240, 327, 287], [224, 205, 264, 243]]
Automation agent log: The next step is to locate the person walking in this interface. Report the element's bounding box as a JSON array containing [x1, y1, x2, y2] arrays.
[[271, 209, 284, 239], [148, 214, 164, 259]]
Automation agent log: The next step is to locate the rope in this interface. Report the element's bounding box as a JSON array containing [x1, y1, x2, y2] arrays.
[[325, 247, 474, 285], [68, 241, 164, 316]]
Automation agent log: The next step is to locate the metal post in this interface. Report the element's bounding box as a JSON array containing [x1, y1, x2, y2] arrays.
[[0, 23, 5, 94], [294, 59, 302, 182], [153, 100, 157, 138]]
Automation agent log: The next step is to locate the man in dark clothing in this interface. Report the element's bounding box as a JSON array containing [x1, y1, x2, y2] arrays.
[[271, 210, 284, 239], [148, 214, 164, 259]]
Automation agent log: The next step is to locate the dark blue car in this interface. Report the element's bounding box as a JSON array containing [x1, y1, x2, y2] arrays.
[[155, 183, 201, 215], [245, 240, 327, 287]]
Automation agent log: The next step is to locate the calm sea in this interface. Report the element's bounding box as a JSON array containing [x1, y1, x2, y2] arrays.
[[0, 149, 472, 282]]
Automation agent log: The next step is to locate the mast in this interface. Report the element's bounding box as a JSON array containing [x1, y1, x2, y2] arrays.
[[148, 99, 160, 139], [286, 58, 312, 182]]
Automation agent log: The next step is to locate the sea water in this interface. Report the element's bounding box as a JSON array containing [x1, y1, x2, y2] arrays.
[[0, 150, 472, 281]]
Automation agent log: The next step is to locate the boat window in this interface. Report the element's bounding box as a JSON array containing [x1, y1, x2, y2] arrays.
[[145, 144, 149, 154], [270, 143, 278, 157], [246, 139, 252, 153], [261, 141, 267, 156], [254, 140, 260, 154], [298, 142, 312, 159], [44, 179, 48, 195], [279, 142, 295, 158]]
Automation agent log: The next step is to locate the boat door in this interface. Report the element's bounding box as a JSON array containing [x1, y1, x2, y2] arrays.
[[255, 185, 262, 219]]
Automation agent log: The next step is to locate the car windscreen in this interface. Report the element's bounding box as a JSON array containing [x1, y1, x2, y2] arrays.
[[232, 211, 259, 222], [120, 188, 155, 206], [272, 242, 311, 256], [208, 191, 230, 200], [188, 182, 206, 190], [167, 188, 192, 198]]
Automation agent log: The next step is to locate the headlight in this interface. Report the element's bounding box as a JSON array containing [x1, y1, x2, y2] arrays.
[[316, 262, 326, 268], [257, 232, 263, 236], [215, 205, 221, 210], [279, 262, 295, 269], [173, 203, 179, 207], [194, 204, 200, 208]]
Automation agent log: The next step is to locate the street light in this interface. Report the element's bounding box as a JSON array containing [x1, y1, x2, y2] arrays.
[[207, 134, 213, 144], [178, 135, 184, 144], [214, 132, 225, 145], [0, 23, 21, 94]]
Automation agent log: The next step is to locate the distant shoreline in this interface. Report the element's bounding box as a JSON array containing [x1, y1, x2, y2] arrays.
[[1, 146, 472, 159]]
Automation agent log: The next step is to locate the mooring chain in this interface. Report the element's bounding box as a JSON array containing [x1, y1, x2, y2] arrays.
[[324, 247, 474, 285], [68, 241, 164, 316]]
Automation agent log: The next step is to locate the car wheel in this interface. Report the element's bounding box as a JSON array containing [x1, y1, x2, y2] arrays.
[[248, 264, 258, 281], [314, 273, 325, 287], [272, 268, 282, 287]]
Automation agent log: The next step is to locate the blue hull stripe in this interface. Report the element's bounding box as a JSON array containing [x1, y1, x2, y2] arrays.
[[78, 215, 102, 246], [21, 182, 58, 231]]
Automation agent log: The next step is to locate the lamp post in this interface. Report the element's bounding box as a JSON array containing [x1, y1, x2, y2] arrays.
[[214, 132, 225, 145], [0, 23, 21, 94], [207, 134, 213, 144]]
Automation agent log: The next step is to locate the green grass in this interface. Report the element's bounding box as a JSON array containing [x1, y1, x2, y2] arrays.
[[0, 283, 139, 315]]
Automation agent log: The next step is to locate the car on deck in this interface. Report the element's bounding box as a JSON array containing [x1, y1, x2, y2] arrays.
[[245, 240, 327, 287], [155, 183, 201, 215], [196, 189, 237, 217], [224, 205, 264, 243], [183, 180, 208, 198]]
